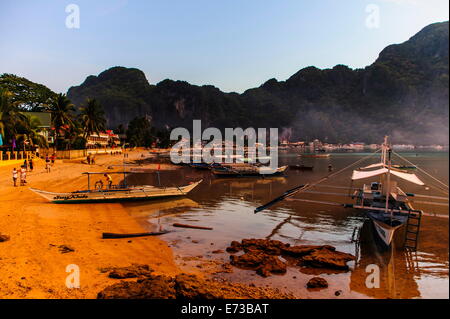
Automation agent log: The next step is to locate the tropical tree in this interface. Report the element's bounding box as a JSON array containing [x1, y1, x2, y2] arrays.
[[126, 116, 154, 147], [78, 98, 107, 138], [49, 93, 75, 150], [16, 114, 48, 148], [0, 88, 27, 146]]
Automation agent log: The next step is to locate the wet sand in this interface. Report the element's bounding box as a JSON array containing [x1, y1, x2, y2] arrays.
[[0, 151, 182, 298]]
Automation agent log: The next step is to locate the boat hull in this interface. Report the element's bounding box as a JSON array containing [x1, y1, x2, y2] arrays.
[[366, 210, 407, 247], [30, 180, 202, 204]]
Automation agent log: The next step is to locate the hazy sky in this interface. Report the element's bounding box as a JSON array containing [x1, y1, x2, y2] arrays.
[[0, 0, 448, 93]]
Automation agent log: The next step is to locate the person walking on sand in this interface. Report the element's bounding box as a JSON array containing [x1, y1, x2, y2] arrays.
[[20, 166, 27, 186], [45, 155, 51, 173], [29, 158, 34, 172], [23, 159, 28, 171], [91, 155, 95, 165], [87, 154, 91, 165], [104, 173, 113, 189], [12, 168, 18, 187], [51, 153, 56, 165]]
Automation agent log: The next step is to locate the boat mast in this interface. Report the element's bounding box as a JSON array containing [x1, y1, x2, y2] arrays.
[[384, 136, 391, 215]]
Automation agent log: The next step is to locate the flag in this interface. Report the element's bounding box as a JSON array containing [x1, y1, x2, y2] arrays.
[[157, 163, 161, 171], [0, 133, 3, 146]]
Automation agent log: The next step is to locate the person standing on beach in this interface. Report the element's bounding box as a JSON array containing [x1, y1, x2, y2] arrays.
[[104, 173, 113, 189], [29, 158, 34, 172], [87, 154, 91, 165], [51, 153, 56, 165], [23, 159, 28, 171], [20, 166, 27, 186], [12, 168, 18, 187], [45, 155, 51, 173]]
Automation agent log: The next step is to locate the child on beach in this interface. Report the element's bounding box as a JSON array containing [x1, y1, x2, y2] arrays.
[[51, 153, 56, 165], [20, 166, 27, 186], [12, 168, 18, 187]]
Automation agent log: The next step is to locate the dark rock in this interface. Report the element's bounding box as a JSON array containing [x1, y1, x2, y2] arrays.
[[97, 274, 176, 299], [174, 274, 223, 299], [212, 249, 224, 254], [307, 277, 328, 289], [225, 241, 242, 253], [0, 234, 10, 242], [281, 245, 335, 257], [299, 247, 355, 270], [230, 251, 286, 277], [107, 264, 153, 279]]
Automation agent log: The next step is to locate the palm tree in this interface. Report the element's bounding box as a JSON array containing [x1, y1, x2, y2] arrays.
[[0, 88, 27, 146], [49, 93, 75, 150], [16, 114, 48, 149], [78, 98, 106, 138]]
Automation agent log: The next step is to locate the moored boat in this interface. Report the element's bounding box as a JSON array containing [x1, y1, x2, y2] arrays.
[[30, 171, 202, 203], [211, 164, 288, 177]]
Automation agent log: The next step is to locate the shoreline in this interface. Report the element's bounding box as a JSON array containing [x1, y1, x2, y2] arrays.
[[0, 151, 182, 298], [0, 150, 296, 299]]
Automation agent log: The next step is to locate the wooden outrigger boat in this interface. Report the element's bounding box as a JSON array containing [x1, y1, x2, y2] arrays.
[[256, 136, 449, 250], [211, 163, 288, 177], [30, 171, 202, 204]]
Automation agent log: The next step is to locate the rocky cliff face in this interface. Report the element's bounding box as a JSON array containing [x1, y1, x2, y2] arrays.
[[67, 21, 449, 144]]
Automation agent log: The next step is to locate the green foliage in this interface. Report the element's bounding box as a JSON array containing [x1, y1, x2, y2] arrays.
[[0, 73, 57, 111], [49, 93, 76, 150], [78, 98, 107, 138], [126, 116, 154, 147]]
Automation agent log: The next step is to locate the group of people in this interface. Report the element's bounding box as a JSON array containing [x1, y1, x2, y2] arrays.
[[12, 167, 27, 187], [12, 153, 57, 186], [86, 154, 96, 165], [45, 153, 56, 173]]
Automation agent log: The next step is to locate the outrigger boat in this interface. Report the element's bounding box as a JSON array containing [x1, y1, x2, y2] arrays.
[[256, 136, 449, 250], [211, 163, 288, 177], [30, 171, 202, 204]]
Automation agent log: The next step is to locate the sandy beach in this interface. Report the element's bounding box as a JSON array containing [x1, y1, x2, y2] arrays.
[[0, 150, 182, 298]]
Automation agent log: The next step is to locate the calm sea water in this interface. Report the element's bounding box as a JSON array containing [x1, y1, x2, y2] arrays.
[[124, 151, 449, 299]]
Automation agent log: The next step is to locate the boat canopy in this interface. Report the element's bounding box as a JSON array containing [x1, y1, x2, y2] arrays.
[[360, 162, 385, 169], [352, 167, 425, 185]]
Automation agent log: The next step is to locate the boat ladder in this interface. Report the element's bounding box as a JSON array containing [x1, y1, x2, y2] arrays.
[[404, 210, 422, 250]]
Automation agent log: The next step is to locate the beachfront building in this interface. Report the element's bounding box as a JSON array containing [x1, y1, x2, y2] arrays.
[[86, 130, 121, 149]]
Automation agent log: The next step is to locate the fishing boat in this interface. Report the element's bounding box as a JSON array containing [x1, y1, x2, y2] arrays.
[[211, 163, 288, 177], [30, 171, 202, 203], [255, 136, 449, 250]]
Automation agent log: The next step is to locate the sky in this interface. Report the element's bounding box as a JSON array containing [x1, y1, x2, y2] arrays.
[[0, 0, 448, 94]]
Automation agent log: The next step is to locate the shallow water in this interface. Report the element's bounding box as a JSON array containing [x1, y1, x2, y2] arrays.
[[123, 151, 449, 299]]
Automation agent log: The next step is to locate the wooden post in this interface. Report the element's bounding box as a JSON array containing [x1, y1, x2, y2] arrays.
[[0, 152, 2, 161], [6, 151, 10, 160], [13, 151, 17, 160]]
